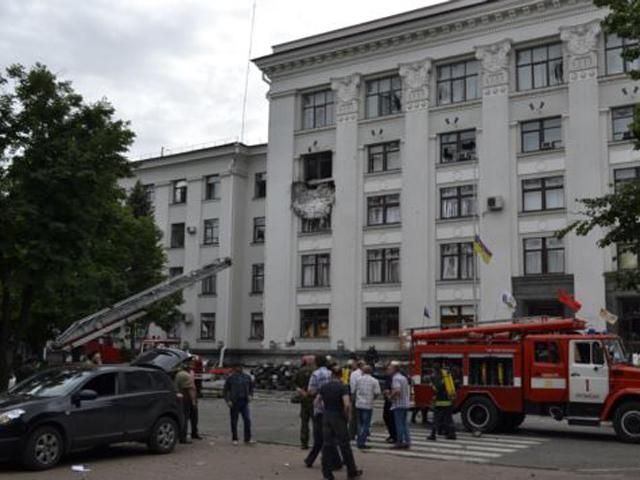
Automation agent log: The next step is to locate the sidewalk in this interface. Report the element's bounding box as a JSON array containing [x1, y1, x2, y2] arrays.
[[1, 439, 631, 480]]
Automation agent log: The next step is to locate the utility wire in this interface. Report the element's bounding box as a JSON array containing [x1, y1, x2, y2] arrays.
[[240, 0, 257, 144]]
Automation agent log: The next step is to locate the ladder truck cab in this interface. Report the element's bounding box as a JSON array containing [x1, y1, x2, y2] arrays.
[[410, 317, 640, 443]]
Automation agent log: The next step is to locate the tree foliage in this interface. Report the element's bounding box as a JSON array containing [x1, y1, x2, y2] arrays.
[[0, 64, 179, 390], [558, 2, 640, 291]]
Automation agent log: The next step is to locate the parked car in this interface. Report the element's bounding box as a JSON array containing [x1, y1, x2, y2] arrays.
[[0, 348, 188, 470]]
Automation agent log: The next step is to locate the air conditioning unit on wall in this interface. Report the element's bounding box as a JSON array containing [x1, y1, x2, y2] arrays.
[[487, 196, 504, 212]]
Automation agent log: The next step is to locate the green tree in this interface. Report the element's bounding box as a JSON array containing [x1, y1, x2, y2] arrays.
[[558, 3, 640, 290], [0, 64, 177, 389]]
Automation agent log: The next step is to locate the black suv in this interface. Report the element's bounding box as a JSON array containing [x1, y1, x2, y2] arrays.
[[0, 348, 187, 470]]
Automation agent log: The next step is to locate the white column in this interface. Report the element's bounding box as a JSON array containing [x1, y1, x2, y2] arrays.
[[475, 40, 514, 321], [561, 21, 606, 329], [330, 74, 361, 350], [264, 93, 297, 347], [399, 59, 432, 330]]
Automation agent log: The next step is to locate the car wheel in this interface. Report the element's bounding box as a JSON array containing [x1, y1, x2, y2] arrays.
[[613, 401, 640, 443], [22, 426, 64, 470], [461, 396, 501, 434], [148, 416, 178, 454]]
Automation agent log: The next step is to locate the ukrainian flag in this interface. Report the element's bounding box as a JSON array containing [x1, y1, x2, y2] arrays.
[[473, 234, 493, 264]]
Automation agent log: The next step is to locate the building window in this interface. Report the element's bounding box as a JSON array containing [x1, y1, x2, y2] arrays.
[[172, 179, 187, 204], [169, 266, 183, 278], [614, 167, 640, 188], [440, 242, 474, 280], [612, 106, 635, 141], [301, 254, 330, 288], [255, 172, 267, 198], [606, 34, 640, 75], [251, 263, 264, 294], [367, 141, 401, 173], [201, 275, 216, 295], [522, 176, 564, 212], [253, 217, 265, 243], [250, 313, 264, 340], [367, 194, 400, 226], [300, 308, 329, 338], [524, 237, 565, 275], [203, 218, 219, 245], [301, 215, 331, 234], [303, 151, 332, 182], [521, 117, 563, 153], [366, 248, 400, 284], [365, 75, 402, 118], [437, 60, 480, 105], [302, 89, 335, 129], [200, 313, 215, 341], [440, 305, 475, 329], [143, 184, 155, 204], [367, 307, 399, 337], [170, 223, 185, 248], [440, 185, 476, 219], [516, 43, 563, 91], [204, 175, 220, 200], [440, 130, 477, 163], [617, 244, 639, 271]]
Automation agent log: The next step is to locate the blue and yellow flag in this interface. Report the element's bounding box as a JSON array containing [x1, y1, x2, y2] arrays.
[[473, 234, 493, 264]]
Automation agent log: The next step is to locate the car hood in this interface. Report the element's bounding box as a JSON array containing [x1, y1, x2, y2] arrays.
[[131, 347, 190, 373], [611, 364, 640, 385], [0, 394, 49, 412]]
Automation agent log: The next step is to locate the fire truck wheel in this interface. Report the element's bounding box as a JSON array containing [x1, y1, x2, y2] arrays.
[[613, 401, 640, 443], [499, 412, 526, 432], [461, 396, 501, 434]]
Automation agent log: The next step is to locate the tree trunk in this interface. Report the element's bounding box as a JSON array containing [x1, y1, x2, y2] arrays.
[[0, 267, 12, 391]]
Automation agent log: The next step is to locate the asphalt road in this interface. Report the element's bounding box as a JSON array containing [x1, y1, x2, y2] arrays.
[[198, 397, 640, 475]]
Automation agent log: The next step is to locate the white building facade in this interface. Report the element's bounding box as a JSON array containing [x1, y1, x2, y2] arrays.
[[124, 143, 268, 355], [252, 0, 640, 355]]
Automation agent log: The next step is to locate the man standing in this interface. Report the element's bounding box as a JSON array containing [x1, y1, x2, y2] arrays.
[[389, 362, 411, 449], [223, 363, 255, 445], [354, 365, 380, 450], [174, 359, 198, 443], [294, 355, 315, 450], [348, 361, 363, 439], [382, 370, 396, 444], [428, 365, 457, 441], [319, 367, 363, 480]]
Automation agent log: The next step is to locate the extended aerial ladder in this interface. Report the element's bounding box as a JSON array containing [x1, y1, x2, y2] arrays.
[[51, 257, 232, 351]]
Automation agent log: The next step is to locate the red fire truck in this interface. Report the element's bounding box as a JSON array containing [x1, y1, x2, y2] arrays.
[[410, 317, 640, 443]]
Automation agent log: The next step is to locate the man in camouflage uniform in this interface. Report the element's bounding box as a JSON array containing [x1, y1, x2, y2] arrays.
[[294, 355, 315, 449]]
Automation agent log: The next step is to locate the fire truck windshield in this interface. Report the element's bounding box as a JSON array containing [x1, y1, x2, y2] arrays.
[[605, 339, 628, 364]]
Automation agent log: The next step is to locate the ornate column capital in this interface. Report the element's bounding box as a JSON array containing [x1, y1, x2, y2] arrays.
[[330, 73, 361, 123], [560, 20, 601, 82], [475, 39, 512, 96], [399, 58, 431, 112]]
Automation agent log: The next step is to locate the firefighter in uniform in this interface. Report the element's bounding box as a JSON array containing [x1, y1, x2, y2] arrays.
[[428, 365, 457, 441], [294, 355, 315, 450]]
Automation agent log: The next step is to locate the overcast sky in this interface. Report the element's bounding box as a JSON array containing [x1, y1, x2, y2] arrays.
[[0, 0, 442, 158]]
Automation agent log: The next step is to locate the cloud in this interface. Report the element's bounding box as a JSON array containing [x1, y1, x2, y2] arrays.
[[0, 0, 440, 157]]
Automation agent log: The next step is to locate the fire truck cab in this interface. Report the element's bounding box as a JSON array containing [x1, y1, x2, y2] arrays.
[[410, 317, 640, 443]]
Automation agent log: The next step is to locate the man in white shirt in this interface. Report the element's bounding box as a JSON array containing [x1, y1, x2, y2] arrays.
[[353, 365, 381, 449], [389, 362, 411, 449], [348, 360, 364, 439]]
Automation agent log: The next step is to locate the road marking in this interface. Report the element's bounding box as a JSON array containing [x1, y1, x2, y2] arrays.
[[364, 429, 547, 465]]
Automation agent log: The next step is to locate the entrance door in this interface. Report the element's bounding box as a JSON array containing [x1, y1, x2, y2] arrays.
[[569, 340, 609, 404]]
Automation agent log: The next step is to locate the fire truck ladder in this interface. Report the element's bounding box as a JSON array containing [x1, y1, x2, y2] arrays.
[[52, 257, 232, 350], [411, 317, 586, 342]]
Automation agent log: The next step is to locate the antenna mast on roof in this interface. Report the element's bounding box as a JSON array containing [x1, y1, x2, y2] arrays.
[[240, 0, 257, 144]]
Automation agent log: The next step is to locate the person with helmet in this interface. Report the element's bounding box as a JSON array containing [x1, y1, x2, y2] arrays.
[[428, 364, 457, 441]]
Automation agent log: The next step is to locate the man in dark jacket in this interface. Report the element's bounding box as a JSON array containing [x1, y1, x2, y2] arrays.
[[382, 371, 396, 443], [319, 367, 362, 480], [295, 355, 315, 449], [223, 363, 255, 445]]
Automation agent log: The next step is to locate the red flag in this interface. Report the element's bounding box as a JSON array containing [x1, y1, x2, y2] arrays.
[[557, 289, 582, 312]]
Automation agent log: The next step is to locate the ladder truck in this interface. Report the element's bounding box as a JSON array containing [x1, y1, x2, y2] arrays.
[[410, 317, 640, 443], [48, 257, 232, 362]]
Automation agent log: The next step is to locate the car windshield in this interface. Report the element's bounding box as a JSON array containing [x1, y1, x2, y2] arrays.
[[605, 339, 628, 364], [8, 368, 93, 398]]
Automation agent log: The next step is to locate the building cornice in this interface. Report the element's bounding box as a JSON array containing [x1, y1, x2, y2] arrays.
[[253, 0, 599, 80]]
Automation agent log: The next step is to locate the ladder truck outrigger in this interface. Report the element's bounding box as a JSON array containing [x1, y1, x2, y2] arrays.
[[48, 257, 232, 362], [409, 317, 640, 443]]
